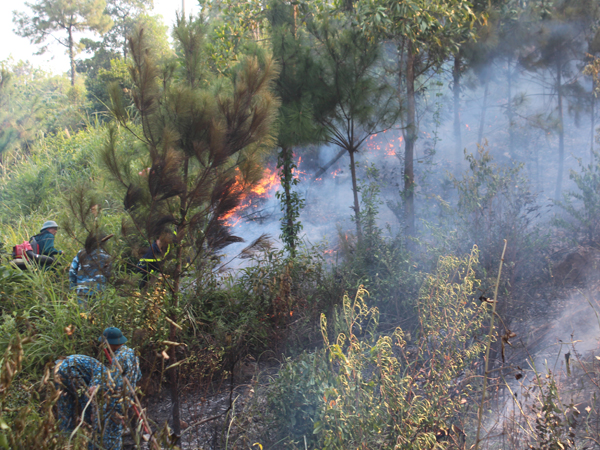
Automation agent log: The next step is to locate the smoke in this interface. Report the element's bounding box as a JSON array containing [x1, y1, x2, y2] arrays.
[[220, 134, 411, 268], [222, 22, 600, 279]]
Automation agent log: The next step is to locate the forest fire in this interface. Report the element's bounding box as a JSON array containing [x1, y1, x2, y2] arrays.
[[331, 168, 343, 178], [366, 133, 403, 157], [386, 143, 396, 156], [222, 167, 280, 226], [292, 155, 308, 180]]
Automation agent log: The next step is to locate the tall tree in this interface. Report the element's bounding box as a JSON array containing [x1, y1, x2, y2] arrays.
[[309, 12, 397, 239], [104, 0, 153, 58], [78, 14, 169, 115], [13, 0, 113, 85], [452, 0, 505, 160], [104, 18, 278, 439], [267, 0, 322, 255], [520, 0, 597, 200], [495, 1, 538, 159], [357, 0, 479, 237]]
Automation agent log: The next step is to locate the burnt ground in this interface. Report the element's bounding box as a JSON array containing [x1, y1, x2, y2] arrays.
[[130, 361, 279, 450], [142, 382, 253, 449]]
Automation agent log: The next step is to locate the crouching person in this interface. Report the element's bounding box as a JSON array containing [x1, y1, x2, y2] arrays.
[[33, 220, 63, 258], [54, 354, 105, 434], [70, 233, 112, 305], [94, 327, 142, 450]]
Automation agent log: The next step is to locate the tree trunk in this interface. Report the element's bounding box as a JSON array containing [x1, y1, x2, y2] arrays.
[[478, 79, 489, 146], [556, 61, 565, 201], [403, 42, 416, 237], [167, 248, 182, 442], [349, 148, 361, 239], [453, 54, 462, 164], [591, 87, 595, 163], [168, 318, 181, 439], [68, 25, 75, 86], [168, 159, 189, 443], [281, 146, 296, 254], [507, 58, 514, 158]]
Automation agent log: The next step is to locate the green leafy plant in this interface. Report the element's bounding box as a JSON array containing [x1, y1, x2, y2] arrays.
[[451, 145, 546, 324], [530, 373, 577, 450], [268, 248, 487, 449], [337, 164, 422, 325], [276, 149, 305, 256], [554, 150, 600, 246]]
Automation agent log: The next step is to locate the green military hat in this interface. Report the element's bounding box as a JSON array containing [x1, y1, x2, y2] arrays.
[[100, 327, 127, 345]]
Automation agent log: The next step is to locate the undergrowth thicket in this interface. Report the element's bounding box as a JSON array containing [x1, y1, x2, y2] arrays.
[[1, 132, 600, 448]]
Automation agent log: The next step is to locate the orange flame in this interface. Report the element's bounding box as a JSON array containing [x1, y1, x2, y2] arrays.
[[222, 167, 281, 226], [292, 155, 307, 180], [385, 142, 396, 157]]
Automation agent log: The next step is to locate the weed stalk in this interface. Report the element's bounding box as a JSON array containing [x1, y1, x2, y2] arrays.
[[474, 239, 507, 450]]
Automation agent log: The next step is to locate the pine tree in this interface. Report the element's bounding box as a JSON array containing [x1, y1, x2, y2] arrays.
[[103, 17, 278, 438], [104, 0, 154, 58], [309, 12, 397, 240], [520, 0, 598, 200], [267, 0, 322, 255]]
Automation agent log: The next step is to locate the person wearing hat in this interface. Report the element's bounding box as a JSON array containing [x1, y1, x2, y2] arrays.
[[31, 220, 63, 257], [99, 327, 141, 384], [69, 233, 112, 302], [94, 327, 141, 450]]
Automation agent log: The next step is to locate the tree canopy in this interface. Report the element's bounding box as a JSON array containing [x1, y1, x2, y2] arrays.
[[13, 0, 113, 85]]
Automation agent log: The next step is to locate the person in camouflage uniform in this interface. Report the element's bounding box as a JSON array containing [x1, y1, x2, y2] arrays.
[[69, 233, 112, 304], [54, 354, 105, 433], [93, 327, 142, 450]]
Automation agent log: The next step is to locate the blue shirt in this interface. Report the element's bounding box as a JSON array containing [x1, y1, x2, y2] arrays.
[[55, 354, 105, 386]]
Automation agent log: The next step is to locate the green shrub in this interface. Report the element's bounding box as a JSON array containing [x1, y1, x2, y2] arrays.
[[554, 150, 600, 246], [268, 248, 487, 449], [181, 243, 333, 381], [453, 146, 542, 275], [336, 165, 423, 327]]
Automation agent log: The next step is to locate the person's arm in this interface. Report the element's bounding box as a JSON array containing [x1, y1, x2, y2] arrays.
[[132, 355, 142, 385], [123, 348, 142, 385], [69, 255, 79, 289]]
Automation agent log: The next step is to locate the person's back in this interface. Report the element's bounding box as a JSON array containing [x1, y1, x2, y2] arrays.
[[96, 328, 139, 450], [113, 345, 141, 385], [69, 233, 111, 298], [54, 354, 105, 432], [70, 248, 111, 296]]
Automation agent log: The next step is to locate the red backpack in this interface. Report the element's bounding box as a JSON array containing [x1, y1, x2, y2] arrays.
[[12, 241, 34, 260]]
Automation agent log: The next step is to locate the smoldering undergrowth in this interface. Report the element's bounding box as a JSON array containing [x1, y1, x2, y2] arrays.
[[263, 248, 488, 449]]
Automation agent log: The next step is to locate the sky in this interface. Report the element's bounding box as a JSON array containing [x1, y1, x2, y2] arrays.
[[0, 0, 201, 75]]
